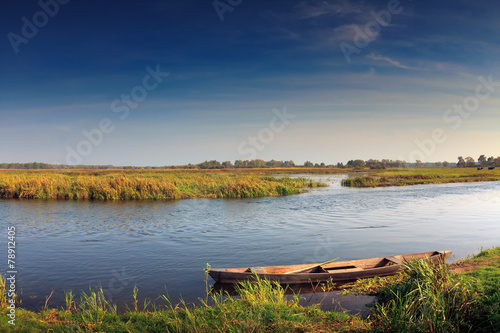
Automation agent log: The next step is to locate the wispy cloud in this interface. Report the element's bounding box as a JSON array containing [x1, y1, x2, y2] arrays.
[[264, 1, 390, 49], [367, 53, 418, 70], [293, 0, 363, 19], [329, 24, 376, 43], [1, 103, 109, 116], [56, 126, 71, 132]]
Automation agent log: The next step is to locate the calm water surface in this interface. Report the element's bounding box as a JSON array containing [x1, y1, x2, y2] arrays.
[[1, 175, 499, 311]]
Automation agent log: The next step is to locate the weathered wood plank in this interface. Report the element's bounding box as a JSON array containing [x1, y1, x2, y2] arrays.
[[208, 250, 452, 284]]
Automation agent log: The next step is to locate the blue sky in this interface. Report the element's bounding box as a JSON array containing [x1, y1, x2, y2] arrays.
[[1, 0, 499, 166]]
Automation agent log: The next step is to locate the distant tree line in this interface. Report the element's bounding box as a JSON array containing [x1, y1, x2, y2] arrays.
[[456, 155, 500, 168], [2, 156, 499, 170], [0, 162, 114, 170], [194, 159, 297, 169], [196, 159, 412, 169]]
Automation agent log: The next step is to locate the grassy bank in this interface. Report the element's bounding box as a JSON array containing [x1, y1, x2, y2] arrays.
[[0, 169, 327, 200], [347, 247, 500, 332], [342, 167, 500, 187], [2, 247, 499, 332], [0, 275, 367, 332]]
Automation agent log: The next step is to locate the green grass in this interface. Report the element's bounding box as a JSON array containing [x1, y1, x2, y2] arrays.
[[0, 170, 327, 201], [341, 272, 408, 296], [0, 276, 367, 332], [351, 247, 500, 332], [368, 260, 477, 332], [462, 248, 500, 331], [0, 275, 6, 308], [342, 167, 500, 187]]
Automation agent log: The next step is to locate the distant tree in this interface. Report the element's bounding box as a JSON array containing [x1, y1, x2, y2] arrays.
[[352, 160, 365, 168], [266, 160, 281, 168], [415, 160, 423, 167], [465, 156, 475, 167], [231, 159, 297, 168], [486, 156, 495, 166], [304, 161, 313, 168], [198, 160, 223, 169], [336, 162, 344, 168], [443, 161, 449, 167], [222, 161, 233, 169], [366, 159, 385, 169], [457, 156, 466, 168], [478, 155, 487, 166], [435, 161, 443, 167], [496, 157, 500, 167], [253, 159, 266, 168]]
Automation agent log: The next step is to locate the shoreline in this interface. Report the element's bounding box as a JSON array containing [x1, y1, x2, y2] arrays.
[[341, 167, 500, 188], [1, 247, 498, 331]]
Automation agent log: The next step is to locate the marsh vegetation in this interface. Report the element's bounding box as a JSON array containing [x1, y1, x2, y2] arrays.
[[342, 167, 500, 188], [0, 169, 327, 200]]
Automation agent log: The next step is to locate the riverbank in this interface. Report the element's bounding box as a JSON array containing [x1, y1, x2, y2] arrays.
[[1, 247, 498, 332], [342, 167, 500, 187], [343, 247, 500, 332], [0, 169, 328, 200]]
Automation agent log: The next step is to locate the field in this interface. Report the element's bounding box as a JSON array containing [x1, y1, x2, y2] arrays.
[[0, 169, 329, 200], [342, 167, 500, 187], [1, 247, 498, 332]]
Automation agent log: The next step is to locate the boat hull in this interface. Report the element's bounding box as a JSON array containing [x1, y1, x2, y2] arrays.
[[209, 251, 452, 284]]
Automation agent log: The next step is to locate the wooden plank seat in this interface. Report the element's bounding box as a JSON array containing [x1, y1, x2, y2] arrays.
[[384, 256, 403, 265]]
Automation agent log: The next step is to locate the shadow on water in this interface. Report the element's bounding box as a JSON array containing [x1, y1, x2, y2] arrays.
[[211, 282, 373, 316]]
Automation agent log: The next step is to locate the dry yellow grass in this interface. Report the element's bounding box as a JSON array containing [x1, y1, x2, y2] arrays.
[[0, 170, 326, 200], [342, 167, 500, 187]]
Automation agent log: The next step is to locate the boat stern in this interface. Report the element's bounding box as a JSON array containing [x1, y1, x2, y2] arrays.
[[438, 250, 453, 262], [208, 269, 221, 283]]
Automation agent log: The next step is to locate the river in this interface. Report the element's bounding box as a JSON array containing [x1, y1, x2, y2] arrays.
[[1, 174, 499, 312]]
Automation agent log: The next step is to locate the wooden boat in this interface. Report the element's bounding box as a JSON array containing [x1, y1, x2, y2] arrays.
[[208, 251, 452, 284]]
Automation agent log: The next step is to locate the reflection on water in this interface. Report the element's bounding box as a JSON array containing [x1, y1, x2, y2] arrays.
[[1, 175, 499, 312], [291, 290, 373, 315], [211, 282, 373, 315]]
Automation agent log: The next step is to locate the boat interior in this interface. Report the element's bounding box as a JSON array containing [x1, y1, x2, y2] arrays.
[[223, 251, 444, 274]]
